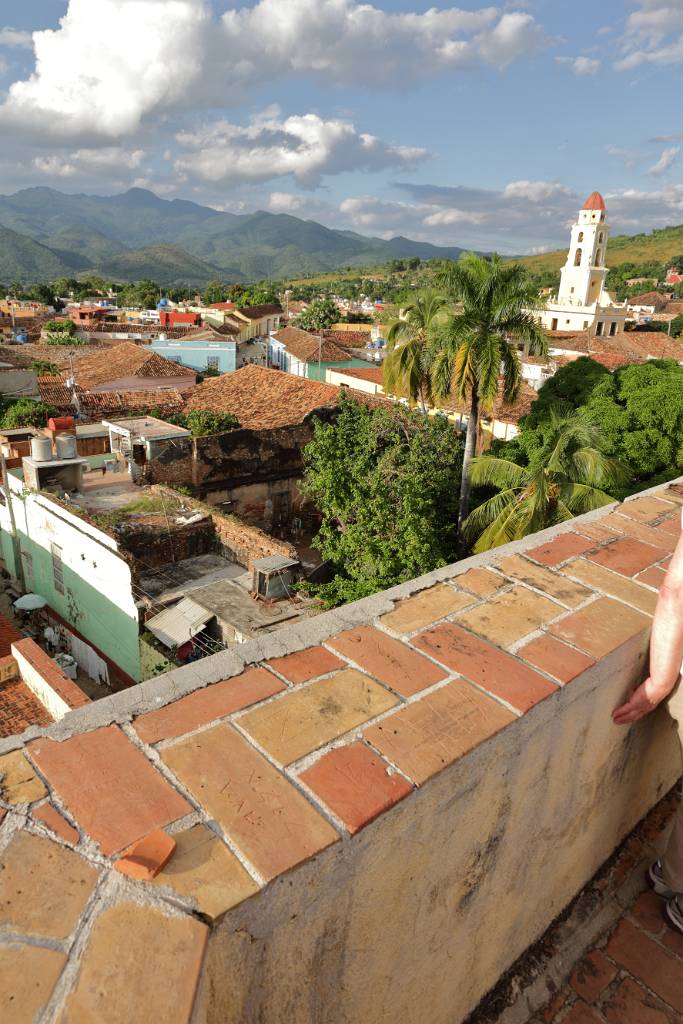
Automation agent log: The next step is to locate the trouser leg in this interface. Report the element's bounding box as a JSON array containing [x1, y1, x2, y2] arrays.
[[661, 684, 683, 894]]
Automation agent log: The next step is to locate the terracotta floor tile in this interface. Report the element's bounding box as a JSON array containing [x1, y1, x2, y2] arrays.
[[541, 986, 570, 1022], [32, 802, 80, 845], [566, 559, 658, 615], [266, 646, 345, 684], [606, 918, 683, 1011], [61, 901, 207, 1024], [454, 585, 563, 647], [517, 634, 595, 684], [380, 584, 474, 634], [526, 532, 596, 566], [618, 495, 677, 524], [628, 890, 667, 936], [0, 943, 66, 1024], [575, 521, 621, 542], [161, 723, 339, 881], [657, 485, 683, 505], [413, 623, 557, 712], [299, 741, 413, 833], [495, 555, 593, 608], [364, 680, 515, 785], [587, 537, 670, 577], [150, 823, 259, 920], [134, 667, 286, 744], [30, 726, 191, 856], [454, 567, 504, 597], [570, 949, 617, 1003], [0, 831, 97, 940], [600, 514, 678, 552], [636, 565, 668, 590], [547, 597, 651, 660], [602, 976, 679, 1024], [663, 924, 683, 956], [561, 1003, 605, 1024], [655, 514, 682, 537], [239, 668, 399, 765], [0, 749, 46, 805], [327, 625, 447, 697]]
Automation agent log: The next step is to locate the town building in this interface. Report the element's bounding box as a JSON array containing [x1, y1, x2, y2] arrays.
[[531, 192, 628, 337], [269, 327, 372, 381], [626, 291, 672, 318]]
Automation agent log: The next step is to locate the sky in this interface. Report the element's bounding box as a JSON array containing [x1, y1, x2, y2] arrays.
[[1, 0, 683, 253]]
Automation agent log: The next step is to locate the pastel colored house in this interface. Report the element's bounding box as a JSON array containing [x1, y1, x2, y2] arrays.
[[270, 327, 372, 382]]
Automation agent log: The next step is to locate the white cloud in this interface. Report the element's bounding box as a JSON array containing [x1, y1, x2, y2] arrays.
[[268, 192, 306, 213], [502, 180, 574, 202], [556, 55, 600, 75], [32, 146, 145, 178], [173, 109, 428, 188], [0, 0, 549, 140], [616, 1, 683, 69], [0, 28, 33, 49], [606, 145, 642, 168], [648, 145, 680, 175], [423, 208, 487, 226]]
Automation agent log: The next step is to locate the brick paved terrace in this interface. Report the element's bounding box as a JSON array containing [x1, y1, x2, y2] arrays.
[[0, 481, 682, 1023]]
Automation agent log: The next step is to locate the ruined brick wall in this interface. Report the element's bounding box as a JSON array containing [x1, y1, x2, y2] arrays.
[[140, 437, 193, 487], [116, 515, 216, 568]]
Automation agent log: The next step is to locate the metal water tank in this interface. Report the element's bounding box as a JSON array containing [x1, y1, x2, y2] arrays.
[[56, 435, 78, 460], [30, 437, 53, 462]]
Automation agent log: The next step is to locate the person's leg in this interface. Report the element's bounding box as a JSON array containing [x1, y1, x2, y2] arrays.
[[661, 683, 683, 893]]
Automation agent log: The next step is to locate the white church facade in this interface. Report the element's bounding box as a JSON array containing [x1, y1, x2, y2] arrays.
[[533, 192, 628, 337]]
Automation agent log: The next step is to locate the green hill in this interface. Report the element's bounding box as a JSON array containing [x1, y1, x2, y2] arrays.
[[95, 244, 226, 286], [0, 226, 73, 281], [516, 223, 683, 274]]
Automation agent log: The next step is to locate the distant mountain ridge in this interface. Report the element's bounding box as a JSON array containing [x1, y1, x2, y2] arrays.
[[0, 186, 466, 285]]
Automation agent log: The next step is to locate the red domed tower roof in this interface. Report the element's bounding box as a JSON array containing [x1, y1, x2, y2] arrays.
[[582, 191, 606, 211]]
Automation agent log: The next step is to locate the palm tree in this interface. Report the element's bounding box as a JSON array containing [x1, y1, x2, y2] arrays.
[[384, 289, 448, 412], [431, 253, 547, 545], [463, 405, 626, 552]]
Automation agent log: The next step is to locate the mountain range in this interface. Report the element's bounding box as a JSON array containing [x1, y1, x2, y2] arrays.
[[0, 187, 466, 286]]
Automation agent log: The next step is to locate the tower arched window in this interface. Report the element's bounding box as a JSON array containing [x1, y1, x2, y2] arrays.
[[574, 248, 583, 267], [596, 249, 603, 265], [598, 232, 604, 243], [577, 232, 584, 243]]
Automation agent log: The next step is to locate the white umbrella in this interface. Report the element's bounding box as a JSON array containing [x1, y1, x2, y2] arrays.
[[14, 593, 48, 611]]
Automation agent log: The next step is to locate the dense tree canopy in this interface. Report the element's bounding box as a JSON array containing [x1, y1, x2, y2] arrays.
[[294, 298, 339, 330], [301, 396, 463, 607]]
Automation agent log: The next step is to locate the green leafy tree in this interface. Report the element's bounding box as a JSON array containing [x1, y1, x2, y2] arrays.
[[1, 400, 57, 429], [465, 406, 624, 552], [432, 253, 547, 543], [202, 281, 229, 305], [118, 279, 160, 310], [44, 319, 76, 336], [295, 298, 339, 331], [384, 289, 448, 412], [181, 410, 240, 436], [301, 395, 464, 607], [30, 360, 60, 376], [670, 255, 683, 274]]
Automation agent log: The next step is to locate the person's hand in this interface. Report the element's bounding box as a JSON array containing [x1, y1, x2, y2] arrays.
[[612, 676, 672, 725]]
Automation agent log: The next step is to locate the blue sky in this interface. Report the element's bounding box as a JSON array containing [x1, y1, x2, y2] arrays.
[[1, 1, 682, 252]]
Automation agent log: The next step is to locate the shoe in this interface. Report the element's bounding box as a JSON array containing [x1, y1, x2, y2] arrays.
[[649, 860, 676, 900], [665, 896, 683, 935]]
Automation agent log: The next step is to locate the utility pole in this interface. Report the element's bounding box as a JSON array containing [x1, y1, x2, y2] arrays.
[[318, 330, 323, 381], [68, 351, 81, 418]]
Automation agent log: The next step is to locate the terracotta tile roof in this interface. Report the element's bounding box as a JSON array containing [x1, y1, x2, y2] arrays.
[[0, 675, 52, 737], [184, 365, 344, 429], [234, 303, 282, 321], [37, 377, 83, 407], [332, 366, 385, 384], [589, 352, 633, 370], [0, 343, 109, 370], [273, 327, 351, 363], [663, 301, 683, 315], [583, 191, 606, 211], [72, 343, 192, 389], [322, 330, 373, 347], [80, 389, 189, 417], [439, 379, 538, 424], [626, 292, 670, 307], [0, 612, 23, 658]]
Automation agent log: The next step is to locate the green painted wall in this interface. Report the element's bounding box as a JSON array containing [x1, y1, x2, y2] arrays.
[[0, 529, 18, 578], [306, 358, 374, 382], [14, 530, 141, 682]]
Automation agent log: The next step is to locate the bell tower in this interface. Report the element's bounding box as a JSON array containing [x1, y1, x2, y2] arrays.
[[557, 191, 609, 307]]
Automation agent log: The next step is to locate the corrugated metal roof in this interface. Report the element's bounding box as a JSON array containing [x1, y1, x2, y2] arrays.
[[146, 598, 213, 648]]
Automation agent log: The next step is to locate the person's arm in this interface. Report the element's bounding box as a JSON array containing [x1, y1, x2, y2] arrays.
[[613, 527, 683, 725]]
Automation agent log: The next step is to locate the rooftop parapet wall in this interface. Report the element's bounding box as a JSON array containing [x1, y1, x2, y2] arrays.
[[0, 482, 681, 1022]]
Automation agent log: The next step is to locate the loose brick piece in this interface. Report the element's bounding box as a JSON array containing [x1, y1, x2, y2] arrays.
[[454, 567, 503, 597], [454, 585, 563, 647], [587, 537, 669, 577], [0, 943, 66, 1024], [61, 902, 207, 1024], [32, 802, 79, 845], [239, 668, 399, 765], [134, 666, 286, 744], [517, 634, 594, 684], [547, 597, 651, 660], [327, 626, 447, 697], [150, 823, 259, 920], [602, 976, 679, 1024], [0, 749, 46, 805], [114, 829, 177, 881], [161, 723, 338, 881], [569, 949, 617, 1003], [413, 623, 557, 713], [364, 680, 515, 785], [0, 831, 97, 940], [606, 918, 683, 1012], [496, 555, 593, 608], [567, 558, 658, 614], [29, 726, 191, 856], [266, 646, 345, 684], [380, 584, 474, 634], [526, 532, 595, 566], [300, 742, 413, 833]]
